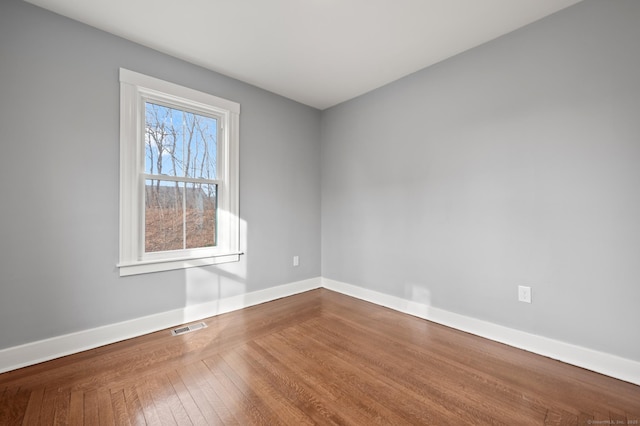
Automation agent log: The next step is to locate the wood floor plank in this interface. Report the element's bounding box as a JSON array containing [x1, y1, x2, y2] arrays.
[[151, 374, 193, 425], [218, 349, 338, 425], [1, 386, 29, 426], [110, 389, 133, 426], [67, 389, 84, 426], [83, 389, 99, 425], [52, 389, 71, 425], [248, 333, 427, 425], [0, 289, 638, 425], [39, 387, 60, 424], [217, 346, 321, 425], [543, 409, 577, 425], [260, 337, 423, 425], [176, 361, 227, 424], [134, 378, 167, 425], [0, 387, 6, 422], [195, 356, 269, 425], [165, 369, 209, 426], [220, 351, 292, 425], [135, 380, 160, 425], [122, 385, 147, 426], [96, 387, 115, 425], [21, 386, 45, 425]]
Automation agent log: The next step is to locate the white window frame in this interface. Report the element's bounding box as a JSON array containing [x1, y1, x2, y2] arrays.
[[118, 68, 240, 276]]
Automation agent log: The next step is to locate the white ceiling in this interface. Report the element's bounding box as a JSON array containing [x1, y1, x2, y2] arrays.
[[24, 0, 583, 110]]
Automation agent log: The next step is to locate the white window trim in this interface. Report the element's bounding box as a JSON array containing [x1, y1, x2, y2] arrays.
[[118, 68, 240, 276]]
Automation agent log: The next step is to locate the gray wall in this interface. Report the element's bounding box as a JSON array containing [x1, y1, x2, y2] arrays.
[[0, 0, 321, 350], [321, 0, 640, 361]]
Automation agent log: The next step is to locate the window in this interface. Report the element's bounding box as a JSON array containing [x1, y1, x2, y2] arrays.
[[118, 69, 240, 276]]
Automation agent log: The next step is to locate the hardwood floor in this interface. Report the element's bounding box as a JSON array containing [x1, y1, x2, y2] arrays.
[[1, 289, 638, 425]]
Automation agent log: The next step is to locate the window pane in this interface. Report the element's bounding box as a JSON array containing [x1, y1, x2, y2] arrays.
[[145, 103, 182, 177], [145, 179, 184, 252], [145, 102, 217, 179], [184, 111, 218, 180], [185, 183, 217, 249]]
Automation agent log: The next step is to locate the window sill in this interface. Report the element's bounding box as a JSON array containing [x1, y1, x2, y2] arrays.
[[117, 252, 242, 276]]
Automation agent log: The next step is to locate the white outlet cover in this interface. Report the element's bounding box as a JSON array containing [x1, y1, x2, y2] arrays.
[[518, 285, 532, 303]]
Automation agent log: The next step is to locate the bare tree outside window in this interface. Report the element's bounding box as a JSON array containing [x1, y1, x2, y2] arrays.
[[144, 103, 218, 252]]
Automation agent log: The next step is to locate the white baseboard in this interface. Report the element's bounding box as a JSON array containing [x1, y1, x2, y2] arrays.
[[2, 275, 638, 387], [322, 277, 640, 387], [0, 277, 321, 374]]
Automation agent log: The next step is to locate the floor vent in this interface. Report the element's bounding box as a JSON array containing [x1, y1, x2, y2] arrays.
[[171, 322, 207, 336]]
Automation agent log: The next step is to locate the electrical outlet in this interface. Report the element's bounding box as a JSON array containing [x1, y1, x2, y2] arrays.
[[518, 285, 532, 303], [293, 256, 299, 267]]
